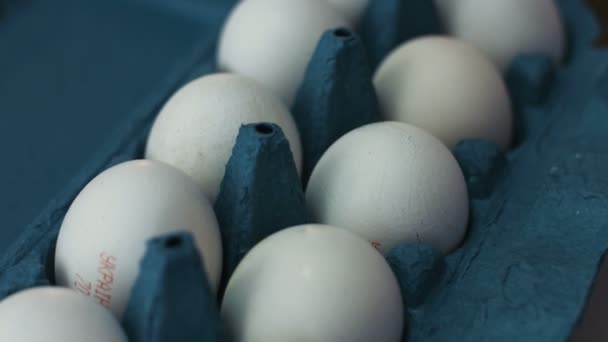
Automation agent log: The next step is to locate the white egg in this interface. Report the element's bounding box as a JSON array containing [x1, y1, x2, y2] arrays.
[[217, 0, 350, 106], [326, 0, 369, 26], [374, 36, 513, 150], [0, 287, 127, 342], [221, 224, 404, 342], [306, 122, 469, 254], [145, 73, 302, 201], [54, 160, 222, 318], [436, 0, 565, 70]]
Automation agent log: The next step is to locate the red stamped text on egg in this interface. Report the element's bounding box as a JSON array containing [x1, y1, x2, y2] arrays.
[[72, 252, 117, 308], [74, 273, 92, 296], [94, 252, 117, 308]]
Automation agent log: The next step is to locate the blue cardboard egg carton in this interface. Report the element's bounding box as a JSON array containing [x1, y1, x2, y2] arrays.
[[0, 0, 605, 341]]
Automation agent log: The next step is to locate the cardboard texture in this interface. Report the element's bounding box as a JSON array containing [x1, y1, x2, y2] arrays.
[[214, 123, 308, 292], [122, 232, 224, 342], [292, 28, 380, 183]]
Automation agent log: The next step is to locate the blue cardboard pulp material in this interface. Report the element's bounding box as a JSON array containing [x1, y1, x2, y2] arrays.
[[359, 0, 442, 69], [214, 123, 308, 292], [454, 140, 508, 200], [0, 0, 607, 341], [292, 27, 380, 183], [505, 54, 557, 145], [122, 232, 224, 342], [0, 0, 236, 254]]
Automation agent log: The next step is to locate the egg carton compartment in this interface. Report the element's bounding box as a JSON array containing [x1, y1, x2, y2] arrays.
[[0, 0, 605, 341]]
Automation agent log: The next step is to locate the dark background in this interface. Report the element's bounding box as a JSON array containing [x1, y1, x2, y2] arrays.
[[587, 0, 608, 45]]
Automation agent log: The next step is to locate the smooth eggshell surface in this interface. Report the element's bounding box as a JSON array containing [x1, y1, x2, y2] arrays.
[[145, 73, 302, 201], [0, 287, 127, 342], [374, 36, 513, 150], [54, 160, 222, 318], [306, 122, 469, 254], [436, 0, 565, 70], [217, 0, 350, 106], [221, 224, 404, 342], [326, 0, 369, 26]]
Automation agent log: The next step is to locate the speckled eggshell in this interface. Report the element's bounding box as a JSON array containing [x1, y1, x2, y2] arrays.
[[0, 287, 128, 342], [436, 0, 565, 70], [221, 224, 404, 342], [217, 0, 350, 106], [306, 122, 469, 254], [145, 73, 302, 201], [374, 36, 513, 150], [54, 160, 222, 318]]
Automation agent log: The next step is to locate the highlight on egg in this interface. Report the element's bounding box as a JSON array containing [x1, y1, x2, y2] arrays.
[[436, 0, 566, 70], [145, 73, 302, 201], [374, 36, 513, 151], [221, 224, 404, 342], [306, 121, 470, 255], [218, 0, 350, 105], [54, 160, 223, 318]]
